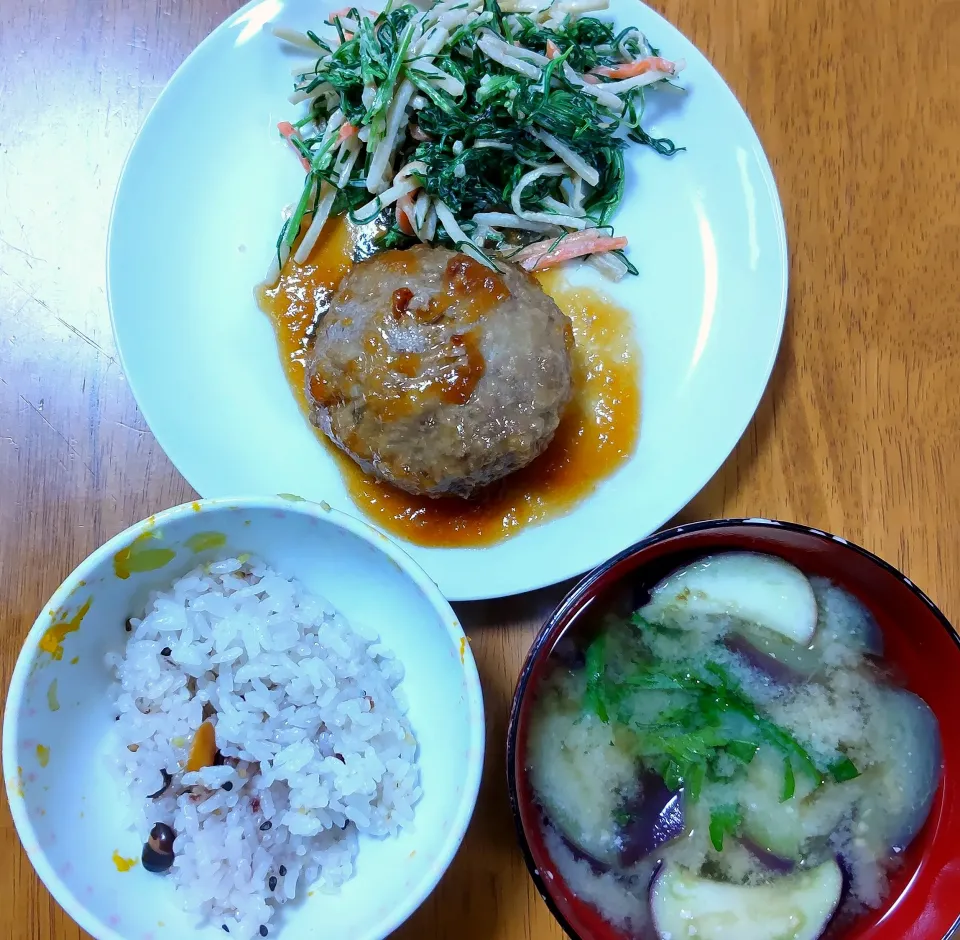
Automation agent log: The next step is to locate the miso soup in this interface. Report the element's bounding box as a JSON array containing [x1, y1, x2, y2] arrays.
[[525, 552, 943, 939]]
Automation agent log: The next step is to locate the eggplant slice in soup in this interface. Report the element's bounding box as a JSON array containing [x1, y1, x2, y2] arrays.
[[859, 687, 942, 853], [649, 859, 844, 940], [640, 552, 819, 646], [527, 688, 684, 867]]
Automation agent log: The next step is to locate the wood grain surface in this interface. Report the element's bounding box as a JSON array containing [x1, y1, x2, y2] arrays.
[[1, 0, 958, 936]]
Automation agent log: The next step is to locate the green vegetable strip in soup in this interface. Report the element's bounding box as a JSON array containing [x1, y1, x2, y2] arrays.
[[582, 616, 843, 827]]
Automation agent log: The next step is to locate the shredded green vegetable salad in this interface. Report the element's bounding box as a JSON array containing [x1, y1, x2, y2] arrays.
[[268, 0, 685, 281], [584, 616, 861, 852]]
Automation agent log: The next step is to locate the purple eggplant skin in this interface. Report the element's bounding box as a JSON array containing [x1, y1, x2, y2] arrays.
[[879, 688, 943, 852], [817, 854, 856, 940], [618, 772, 685, 867], [738, 836, 798, 874], [724, 634, 803, 684], [722, 579, 886, 684], [539, 773, 685, 875], [552, 823, 615, 877], [809, 576, 884, 659]]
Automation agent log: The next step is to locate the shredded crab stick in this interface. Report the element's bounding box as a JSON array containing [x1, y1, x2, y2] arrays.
[[510, 229, 628, 271], [336, 122, 358, 146], [277, 121, 311, 172], [396, 190, 418, 235], [328, 5, 378, 20], [592, 55, 678, 79]]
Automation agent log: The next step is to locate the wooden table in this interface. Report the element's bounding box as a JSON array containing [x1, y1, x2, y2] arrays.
[[1, 0, 959, 936]]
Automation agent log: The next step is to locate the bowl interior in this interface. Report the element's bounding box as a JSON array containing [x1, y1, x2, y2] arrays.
[[4, 499, 484, 940], [509, 521, 960, 940]]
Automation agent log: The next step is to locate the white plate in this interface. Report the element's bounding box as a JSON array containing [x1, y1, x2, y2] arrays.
[[108, 0, 787, 601]]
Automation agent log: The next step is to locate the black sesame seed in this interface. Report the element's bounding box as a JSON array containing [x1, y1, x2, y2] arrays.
[[222, 781, 233, 791], [260, 926, 268, 937], [161, 647, 172, 657], [278, 865, 286, 876], [222, 927, 229, 933], [124, 618, 134, 632], [148, 769, 173, 800], [259, 821, 272, 831], [268, 875, 277, 891]]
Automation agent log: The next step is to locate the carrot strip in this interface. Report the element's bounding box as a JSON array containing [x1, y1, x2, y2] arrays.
[[186, 721, 217, 772], [277, 121, 311, 172], [513, 232, 628, 271], [396, 192, 418, 236], [337, 123, 358, 145], [545, 39, 561, 59], [591, 56, 676, 79], [327, 5, 377, 19]]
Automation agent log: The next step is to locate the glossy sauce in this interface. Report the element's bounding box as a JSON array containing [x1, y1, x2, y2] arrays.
[[330, 253, 496, 421], [257, 219, 641, 548]]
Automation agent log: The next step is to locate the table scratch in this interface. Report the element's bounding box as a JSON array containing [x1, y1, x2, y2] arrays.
[[17, 394, 97, 479], [54, 315, 118, 363], [0, 236, 43, 264]]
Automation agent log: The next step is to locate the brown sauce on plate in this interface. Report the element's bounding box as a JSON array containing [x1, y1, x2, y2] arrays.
[[256, 220, 641, 548]]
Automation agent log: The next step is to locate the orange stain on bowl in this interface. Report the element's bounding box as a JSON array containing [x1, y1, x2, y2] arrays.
[[459, 636, 468, 664], [39, 597, 92, 661], [191, 501, 202, 512], [36, 745, 50, 768], [112, 850, 137, 872]]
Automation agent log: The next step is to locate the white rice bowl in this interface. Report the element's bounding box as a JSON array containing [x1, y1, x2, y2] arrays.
[[4, 497, 483, 940], [108, 556, 420, 939]]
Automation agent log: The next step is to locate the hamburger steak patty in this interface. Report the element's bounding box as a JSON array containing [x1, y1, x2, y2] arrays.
[[305, 245, 574, 498]]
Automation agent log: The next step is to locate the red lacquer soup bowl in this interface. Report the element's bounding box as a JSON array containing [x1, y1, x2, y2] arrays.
[[507, 519, 960, 940]]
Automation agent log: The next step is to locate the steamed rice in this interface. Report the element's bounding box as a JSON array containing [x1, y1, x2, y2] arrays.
[[106, 556, 420, 938]]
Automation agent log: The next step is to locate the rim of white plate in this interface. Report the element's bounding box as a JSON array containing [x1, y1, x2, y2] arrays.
[[105, 0, 789, 602]]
